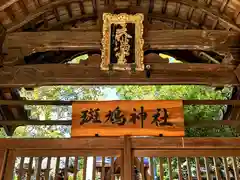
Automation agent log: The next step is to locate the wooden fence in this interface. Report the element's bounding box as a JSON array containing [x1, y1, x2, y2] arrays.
[[0, 137, 240, 180]]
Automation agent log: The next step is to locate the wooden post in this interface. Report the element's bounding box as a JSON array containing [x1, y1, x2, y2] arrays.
[[2, 150, 15, 180], [123, 136, 132, 180], [0, 150, 7, 180]]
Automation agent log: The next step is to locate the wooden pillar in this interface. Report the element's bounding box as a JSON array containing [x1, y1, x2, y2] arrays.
[[123, 136, 132, 180], [2, 150, 15, 180], [0, 23, 5, 67], [0, 150, 7, 180]]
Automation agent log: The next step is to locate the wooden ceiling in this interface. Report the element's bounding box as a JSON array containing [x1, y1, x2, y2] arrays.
[[0, 0, 239, 33]]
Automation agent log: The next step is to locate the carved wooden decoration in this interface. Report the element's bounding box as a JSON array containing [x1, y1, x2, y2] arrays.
[[72, 100, 184, 136], [101, 13, 144, 71]]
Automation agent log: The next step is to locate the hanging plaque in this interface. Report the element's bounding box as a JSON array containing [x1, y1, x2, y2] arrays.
[[72, 100, 184, 137], [101, 13, 144, 71]]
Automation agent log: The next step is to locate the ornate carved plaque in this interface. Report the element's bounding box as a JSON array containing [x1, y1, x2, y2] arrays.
[[72, 100, 184, 137], [101, 13, 144, 71]]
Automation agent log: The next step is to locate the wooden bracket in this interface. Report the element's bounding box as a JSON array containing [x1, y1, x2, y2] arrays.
[[234, 65, 240, 83]]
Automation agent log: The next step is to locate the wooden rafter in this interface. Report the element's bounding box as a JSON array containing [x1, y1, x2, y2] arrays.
[[150, 15, 200, 29], [0, 0, 239, 33], [4, 0, 83, 32], [172, 0, 239, 30], [38, 14, 97, 31]]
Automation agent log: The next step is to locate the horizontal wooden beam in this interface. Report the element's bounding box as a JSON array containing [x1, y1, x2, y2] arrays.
[[131, 137, 240, 149], [185, 120, 240, 128], [0, 137, 124, 149], [1, 100, 240, 106], [3, 30, 239, 65], [0, 119, 239, 128], [0, 63, 238, 87], [0, 137, 240, 149]]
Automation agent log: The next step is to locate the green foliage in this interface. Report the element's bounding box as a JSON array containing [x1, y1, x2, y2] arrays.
[[4, 86, 103, 138], [116, 85, 235, 137]]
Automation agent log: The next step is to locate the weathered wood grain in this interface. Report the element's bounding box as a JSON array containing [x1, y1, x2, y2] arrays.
[[0, 137, 240, 149], [0, 137, 124, 149], [71, 100, 184, 137], [0, 119, 239, 128], [123, 136, 132, 180], [14, 149, 121, 157], [0, 150, 7, 180], [3, 30, 239, 65], [131, 137, 240, 149], [0, 63, 238, 87]]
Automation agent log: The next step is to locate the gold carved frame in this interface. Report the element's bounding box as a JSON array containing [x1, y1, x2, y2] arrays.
[[101, 13, 144, 71]]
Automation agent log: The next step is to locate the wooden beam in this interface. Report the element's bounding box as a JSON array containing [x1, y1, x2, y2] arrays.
[[131, 137, 240, 149], [0, 63, 238, 87], [0, 137, 124, 149], [3, 30, 239, 65], [0, 137, 239, 149], [185, 120, 240, 128]]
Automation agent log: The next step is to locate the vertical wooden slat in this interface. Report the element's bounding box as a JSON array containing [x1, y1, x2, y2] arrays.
[[45, 157, 51, 180], [73, 156, 78, 180], [195, 157, 201, 180], [177, 157, 183, 180], [53, 8, 60, 21], [204, 157, 210, 180], [36, 157, 42, 180], [186, 157, 192, 180], [140, 157, 144, 180], [167, 157, 172, 180], [18, 0, 29, 15], [124, 136, 132, 180], [213, 157, 221, 180], [150, 157, 154, 180], [18, 157, 24, 180], [4, 150, 16, 180], [120, 151, 124, 180], [101, 156, 105, 180], [159, 157, 164, 180], [92, 156, 96, 180], [83, 156, 87, 180], [43, 13, 48, 28], [110, 157, 114, 180], [55, 157, 60, 180], [0, 150, 7, 180], [79, 1, 85, 15], [64, 157, 69, 180], [66, 4, 73, 18], [27, 157, 33, 180], [223, 157, 230, 180], [135, 157, 140, 173], [232, 157, 239, 179]]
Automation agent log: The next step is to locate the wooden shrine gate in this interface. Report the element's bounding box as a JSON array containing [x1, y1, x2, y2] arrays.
[[0, 136, 240, 180]]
